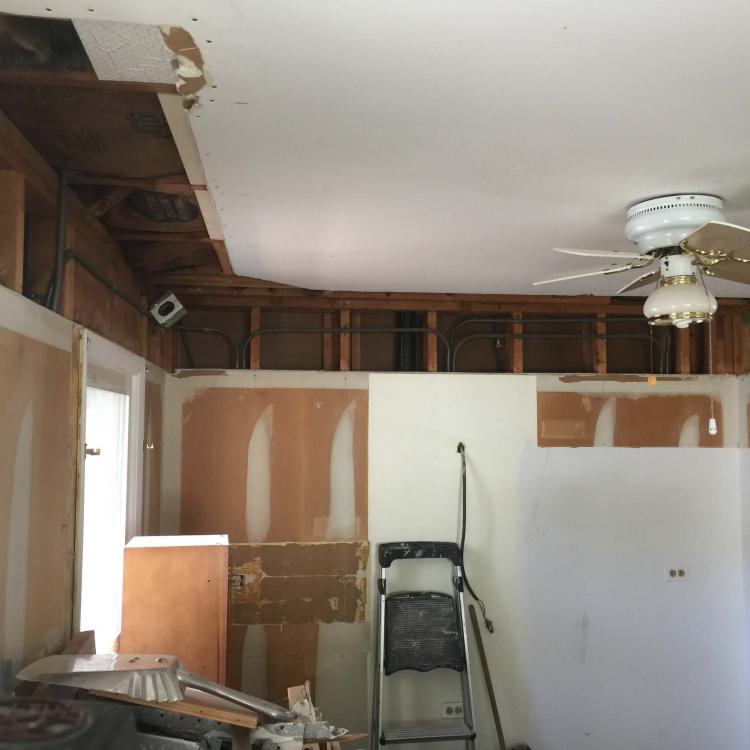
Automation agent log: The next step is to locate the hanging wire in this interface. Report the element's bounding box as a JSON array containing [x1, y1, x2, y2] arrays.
[[649, 326, 654, 374], [698, 270, 717, 433]]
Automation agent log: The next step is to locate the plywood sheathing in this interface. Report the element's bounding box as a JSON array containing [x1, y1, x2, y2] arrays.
[[66, 262, 142, 353], [0, 85, 185, 179], [181, 388, 368, 542], [265, 624, 319, 705], [537, 391, 723, 447], [0, 326, 76, 667], [230, 542, 368, 625]]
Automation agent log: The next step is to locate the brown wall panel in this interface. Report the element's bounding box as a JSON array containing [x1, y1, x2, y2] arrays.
[[538, 391, 723, 447], [0, 325, 76, 666], [181, 388, 368, 542]]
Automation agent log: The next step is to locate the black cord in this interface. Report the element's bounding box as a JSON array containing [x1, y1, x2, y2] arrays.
[[457, 442, 494, 633]]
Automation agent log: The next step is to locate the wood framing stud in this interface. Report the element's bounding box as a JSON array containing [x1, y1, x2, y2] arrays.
[[339, 310, 351, 372], [731, 309, 750, 375], [69, 175, 205, 194], [676, 327, 691, 375], [211, 240, 234, 275], [351, 312, 362, 371], [511, 312, 523, 373], [0, 170, 25, 292], [60, 251, 76, 319], [249, 307, 262, 369], [112, 231, 212, 243], [424, 311, 438, 372], [322, 312, 334, 370], [594, 313, 607, 374]]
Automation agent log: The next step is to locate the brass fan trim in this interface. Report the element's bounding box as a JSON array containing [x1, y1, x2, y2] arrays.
[[648, 311, 713, 327], [658, 274, 696, 287]]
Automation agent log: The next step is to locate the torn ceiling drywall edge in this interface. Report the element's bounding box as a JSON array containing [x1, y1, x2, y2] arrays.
[[0, 285, 73, 352], [194, 190, 224, 240], [159, 93, 207, 185], [160, 26, 207, 96]]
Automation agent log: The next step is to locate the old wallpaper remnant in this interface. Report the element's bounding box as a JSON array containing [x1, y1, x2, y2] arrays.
[[0, 326, 76, 669], [537, 392, 723, 447], [230, 542, 368, 625], [181, 388, 368, 541]]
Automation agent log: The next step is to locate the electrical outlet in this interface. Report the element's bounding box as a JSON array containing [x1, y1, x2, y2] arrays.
[[441, 702, 464, 719], [666, 567, 688, 581]]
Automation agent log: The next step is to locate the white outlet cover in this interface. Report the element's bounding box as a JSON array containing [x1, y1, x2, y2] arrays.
[[666, 567, 688, 581]]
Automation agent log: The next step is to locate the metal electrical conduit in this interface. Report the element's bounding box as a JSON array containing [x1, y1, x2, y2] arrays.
[[452, 331, 666, 372], [46, 170, 68, 312], [177, 326, 241, 369], [241, 327, 451, 371], [60, 251, 148, 313], [448, 316, 649, 348], [58, 254, 243, 371]]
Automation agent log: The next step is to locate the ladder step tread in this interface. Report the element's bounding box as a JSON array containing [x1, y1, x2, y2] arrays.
[[381, 721, 474, 744]]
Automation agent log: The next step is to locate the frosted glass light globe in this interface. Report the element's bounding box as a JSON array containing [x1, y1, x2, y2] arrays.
[[643, 254, 717, 327]]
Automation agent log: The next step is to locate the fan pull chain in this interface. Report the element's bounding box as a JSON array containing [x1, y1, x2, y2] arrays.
[[707, 317, 718, 436]]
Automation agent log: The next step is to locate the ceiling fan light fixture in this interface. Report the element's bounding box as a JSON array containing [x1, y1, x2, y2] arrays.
[[643, 270, 717, 328]]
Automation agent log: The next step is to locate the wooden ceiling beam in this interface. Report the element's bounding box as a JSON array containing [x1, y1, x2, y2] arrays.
[[0, 69, 177, 94], [68, 175, 207, 194], [166, 291, 649, 314], [112, 231, 212, 243]]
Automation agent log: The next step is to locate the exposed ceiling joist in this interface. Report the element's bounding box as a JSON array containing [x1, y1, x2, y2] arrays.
[[68, 175, 206, 194]]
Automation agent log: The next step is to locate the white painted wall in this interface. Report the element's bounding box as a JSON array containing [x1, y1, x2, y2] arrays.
[[368, 373, 748, 750]]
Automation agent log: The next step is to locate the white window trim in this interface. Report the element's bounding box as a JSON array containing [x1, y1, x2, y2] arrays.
[[73, 329, 145, 633]]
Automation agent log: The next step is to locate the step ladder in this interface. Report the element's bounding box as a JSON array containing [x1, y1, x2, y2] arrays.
[[370, 541, 477, 749]]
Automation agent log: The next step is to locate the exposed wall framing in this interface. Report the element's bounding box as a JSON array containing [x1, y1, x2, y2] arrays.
[[0, 104, 175, 369], [170, 278, 750, 375]]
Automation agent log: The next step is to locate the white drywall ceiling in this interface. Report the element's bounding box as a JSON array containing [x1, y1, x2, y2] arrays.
[[8, 1, 750, 295]]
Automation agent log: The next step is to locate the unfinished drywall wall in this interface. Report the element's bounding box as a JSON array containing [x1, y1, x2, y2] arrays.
[[368, 373, 748, 750], [0, 286, 77, 671], [163, 370, 370, 729], [537, 374, 738, 448], [179, 386, 367, 541]]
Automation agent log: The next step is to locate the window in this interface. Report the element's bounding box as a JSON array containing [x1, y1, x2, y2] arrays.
[[75, 332, 145, 652]]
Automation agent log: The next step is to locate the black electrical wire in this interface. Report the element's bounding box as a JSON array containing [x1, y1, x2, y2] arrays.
[[457, 442, 494, 633]]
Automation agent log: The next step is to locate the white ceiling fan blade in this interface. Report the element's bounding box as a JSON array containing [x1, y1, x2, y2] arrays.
[[616, 269, 660, 294], [553, 247, 650, 260], [533, 262, 640, 286], [683, 220, 750, 261]]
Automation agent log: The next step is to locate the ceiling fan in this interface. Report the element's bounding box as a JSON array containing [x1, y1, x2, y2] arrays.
[[534, 195, 750, 327]]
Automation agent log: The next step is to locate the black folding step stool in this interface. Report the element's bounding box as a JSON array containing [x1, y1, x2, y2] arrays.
[[370, 541, 477, 749]]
